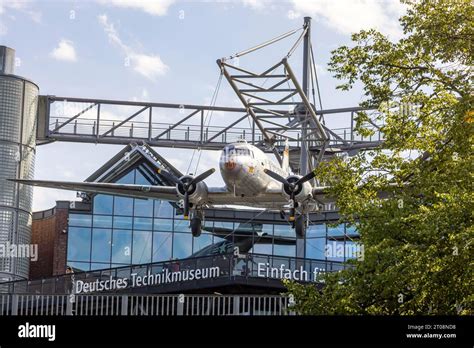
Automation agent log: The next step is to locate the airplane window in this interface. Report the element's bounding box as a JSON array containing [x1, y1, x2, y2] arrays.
[[224, 146, 251, 157], [235, 148, 250, 156]]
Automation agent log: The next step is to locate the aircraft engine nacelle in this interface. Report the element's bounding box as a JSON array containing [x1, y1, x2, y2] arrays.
[[282, 175, 313, 202], [176, 175, 208, 204]]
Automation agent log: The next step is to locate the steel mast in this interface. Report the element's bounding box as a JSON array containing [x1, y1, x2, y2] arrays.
[[299, 16, 311, 175]]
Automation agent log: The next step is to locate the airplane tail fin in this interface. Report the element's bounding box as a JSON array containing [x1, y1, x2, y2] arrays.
[[282, 138, 290, 174]]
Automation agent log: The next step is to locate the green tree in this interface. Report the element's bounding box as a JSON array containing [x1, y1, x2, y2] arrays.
[[286, 0, 473, 315]]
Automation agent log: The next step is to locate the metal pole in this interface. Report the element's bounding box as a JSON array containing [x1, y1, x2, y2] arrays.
[[299, 17, 311, 175]]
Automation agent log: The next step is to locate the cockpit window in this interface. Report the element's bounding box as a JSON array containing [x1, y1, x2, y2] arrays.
[[225, 145, 251, 157]]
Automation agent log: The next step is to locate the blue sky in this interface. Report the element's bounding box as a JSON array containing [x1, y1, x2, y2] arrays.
[[0, 0, 406, 210]]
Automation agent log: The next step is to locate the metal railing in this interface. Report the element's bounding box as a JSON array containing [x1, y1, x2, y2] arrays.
[[37, 96, 384, 153], [0, 293, 295, 316]]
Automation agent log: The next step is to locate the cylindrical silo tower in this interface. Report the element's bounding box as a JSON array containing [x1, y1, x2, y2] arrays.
[[0, 46, 39, 282]]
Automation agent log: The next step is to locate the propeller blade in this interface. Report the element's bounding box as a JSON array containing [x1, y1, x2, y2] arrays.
[[296, 168, 317, 185], [156, 167, 180, 185], [263, 169, 289, 185], [190, 168, 215, 186], [183, 191, 190, 220]]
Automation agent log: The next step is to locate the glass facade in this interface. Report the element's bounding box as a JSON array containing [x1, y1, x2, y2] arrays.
[[306, 223, 361, 262], [66, 167, 360, 272]]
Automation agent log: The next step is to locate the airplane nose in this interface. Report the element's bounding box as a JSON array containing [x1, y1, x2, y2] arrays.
[[224, 160, 237, 171], [221, 158, 241, 174]]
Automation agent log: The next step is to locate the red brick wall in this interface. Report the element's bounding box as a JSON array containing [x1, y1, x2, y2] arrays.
[[30, 206, 69, 279], [52, 207, 69, 276], [30, 213, 56, 279]]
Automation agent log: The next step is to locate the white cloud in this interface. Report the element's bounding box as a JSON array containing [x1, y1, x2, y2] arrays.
[[50, 39, 77, 62], [291, 0, 407, 39], [133, 54, 168, 79], [0, 0, 24, 14], [97, 0, 175, 16], [241, 0, 267, 10], [98, 14, 169, 80], [287, 9, 301, 20], [0, 0, 41, 35]]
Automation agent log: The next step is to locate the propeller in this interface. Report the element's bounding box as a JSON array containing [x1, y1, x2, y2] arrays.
[[156, 168, 180, 185], [264, 168, 317, 222], [158, 167, 215, 219]]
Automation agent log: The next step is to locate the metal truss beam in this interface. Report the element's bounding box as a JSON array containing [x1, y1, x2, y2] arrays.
[[36, 95, 385, 172]]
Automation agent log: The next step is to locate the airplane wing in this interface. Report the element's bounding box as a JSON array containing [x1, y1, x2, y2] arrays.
[[11, 179, 332, 207], [207, 187, 288, 205], [10, 179, 179, 201], [10, 179, 286, 206]]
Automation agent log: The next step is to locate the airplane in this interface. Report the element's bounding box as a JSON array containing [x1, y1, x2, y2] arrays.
[[11, 139, 330, 238]]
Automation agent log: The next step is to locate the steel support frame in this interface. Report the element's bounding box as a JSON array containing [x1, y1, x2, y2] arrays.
[[38, 95, 383, 158], [217, 53, 332, 168]]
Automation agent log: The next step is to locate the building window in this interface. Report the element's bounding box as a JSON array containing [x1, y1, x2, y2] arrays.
[[174, 219, 190, 233], [327, 223, 345, 237], [93, 215, 113, 228], [273, 223, 293, 237], [69, 214, 92, 227], [67, 227, 91, 262], [117, 171, 135, 184], [261, 223, 273, 235], [93, 194, 113, 215], [152, 232, 172, 262], [305, 237, 326, 260], [273, 244, 296, 257], [192, 233, 213, 254], [67, 261, 90, 272], [134, 198, 153, 217], [172, 233, 192, 259], [90, 263, 110, 271], [134, 217, 153, 230], [251, 243, 273, 255], [135, 170, 151, 185], [214, 221, 234, 231], [111, 229, 132, 264], [113, 216, 133, 229], [132, 231, 152, 264], [153, 218, 173, 231], [154, 200, 174, 218], [307, 223, 326, 237], [91, 228, 112, 263], [114, 197, 133, 216]]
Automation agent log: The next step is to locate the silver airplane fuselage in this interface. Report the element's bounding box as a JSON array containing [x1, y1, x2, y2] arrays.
[[219, 142, 287, 197]]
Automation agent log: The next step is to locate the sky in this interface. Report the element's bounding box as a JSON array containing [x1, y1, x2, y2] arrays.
[[0, 0, 407, 211]]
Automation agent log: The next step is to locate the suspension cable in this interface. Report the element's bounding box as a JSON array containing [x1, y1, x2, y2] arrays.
[[309, 45, 317, 110], [192, 72, 223, 175], [310, 42, 324, 123], [225, 26, 303, 60], [286, 26, 308, 58]]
